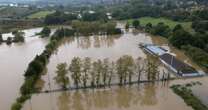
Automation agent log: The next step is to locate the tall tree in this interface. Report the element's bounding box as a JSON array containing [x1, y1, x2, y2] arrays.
[[116, 57, 125, 85], [145, 58, 159, 81], [69, 57, 82, 88], [0, 33, 3, 43], [91, 62, 97, 87], [108, 62, 115, 86], [40, 27, 51, 37], [102, 58, 109, 86], [125, 22, 130, 29], [82, 57, 91, 88], [54, 63, 69, 89], [95, 60, 103, 87], [13, 31, 25, 42], [132, 20, 140, 29], [125, 56, 135, 84], [135, 57, 145, 83]]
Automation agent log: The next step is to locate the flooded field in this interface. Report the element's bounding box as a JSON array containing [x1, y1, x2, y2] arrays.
[[22, 29, 204, 110], [0, 28, 49, 110], [0, 27, 206, 110]]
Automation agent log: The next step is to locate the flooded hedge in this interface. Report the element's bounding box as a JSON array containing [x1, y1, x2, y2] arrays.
[[11, 28, 74, 110], [171, 82, 208, 110]]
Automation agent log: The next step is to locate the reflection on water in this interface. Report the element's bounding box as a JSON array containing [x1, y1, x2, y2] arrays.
[[75, 35, 120, 49], [41, 32, 152, 91], [23, 83, 193, 110], [0, 28, 49, 110], [141, 84, 157, 106]]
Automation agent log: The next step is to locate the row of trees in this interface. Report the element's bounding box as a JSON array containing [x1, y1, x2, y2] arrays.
[[54, 56, 171, 89], [71, 21, 122, 36]]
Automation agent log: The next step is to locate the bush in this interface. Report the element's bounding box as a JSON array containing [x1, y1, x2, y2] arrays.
[[169, 29, 193, 48], [132, 20, 140, 29], [39, 27, 51, 37], [171, 84, 208, 110], [151, 22, 171, 38], [182, 45, 208, 70], [11, 102, 22, 110]]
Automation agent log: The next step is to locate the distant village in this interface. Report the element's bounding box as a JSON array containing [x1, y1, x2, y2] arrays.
[[0, 2, 56, 8]]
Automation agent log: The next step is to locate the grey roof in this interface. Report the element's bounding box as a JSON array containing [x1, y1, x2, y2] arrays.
[[160, 53, 198, 74]]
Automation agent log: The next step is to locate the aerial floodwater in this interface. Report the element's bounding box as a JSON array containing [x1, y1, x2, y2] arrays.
[[0, 28, 50, 110], [21, 29, 204, 110]]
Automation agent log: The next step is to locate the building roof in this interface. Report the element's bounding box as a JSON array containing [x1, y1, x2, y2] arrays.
[[145, 45, 166, 56], [160, 53, 198, 74]]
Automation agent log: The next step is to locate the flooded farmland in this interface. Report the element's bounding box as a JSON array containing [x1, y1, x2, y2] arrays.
[[0, 27, 206, 110], [21, 29, 204, 110]]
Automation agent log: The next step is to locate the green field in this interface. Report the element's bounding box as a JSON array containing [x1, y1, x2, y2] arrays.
[[27, 10, 55, 19], [128, 17, 193, 32]]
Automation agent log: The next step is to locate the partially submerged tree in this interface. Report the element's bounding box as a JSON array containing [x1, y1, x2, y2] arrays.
[[39, 27, 51, 37], [69, 57, 82, 88], [125, 56, 135, 84], [82, 57, 91, 88], [0, 33, 3, 43], [132, 20, 140, 29], [145, 58, 159, 81], [135, 57, 145, 83], [54, 63, 69, 89], [125, 22, 130, 29], [108, 62, 115, 86], [95, 60, 103, 87], [116, 57, 125, 85], [6, 37, 12, 45], [13, 31, 25, 42], [102, 58, 109, 86]]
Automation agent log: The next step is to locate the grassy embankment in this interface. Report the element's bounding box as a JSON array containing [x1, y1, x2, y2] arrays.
[[27, 10, 55, 19], [171, 82, 208, 110]]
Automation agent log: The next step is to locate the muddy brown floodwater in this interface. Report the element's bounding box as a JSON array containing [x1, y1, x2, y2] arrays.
[[23, 84, 193, 110], [21, 29, 204, 110], [0, 28, 50, 110]]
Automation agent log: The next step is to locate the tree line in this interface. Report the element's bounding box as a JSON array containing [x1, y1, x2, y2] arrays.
[[71, 21, 122, 36], [54, 56, 171, 90]]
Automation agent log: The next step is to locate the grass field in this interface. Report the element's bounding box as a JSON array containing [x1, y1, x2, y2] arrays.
[[27, 10, 55, 19], [127, 17, 193, 32]]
